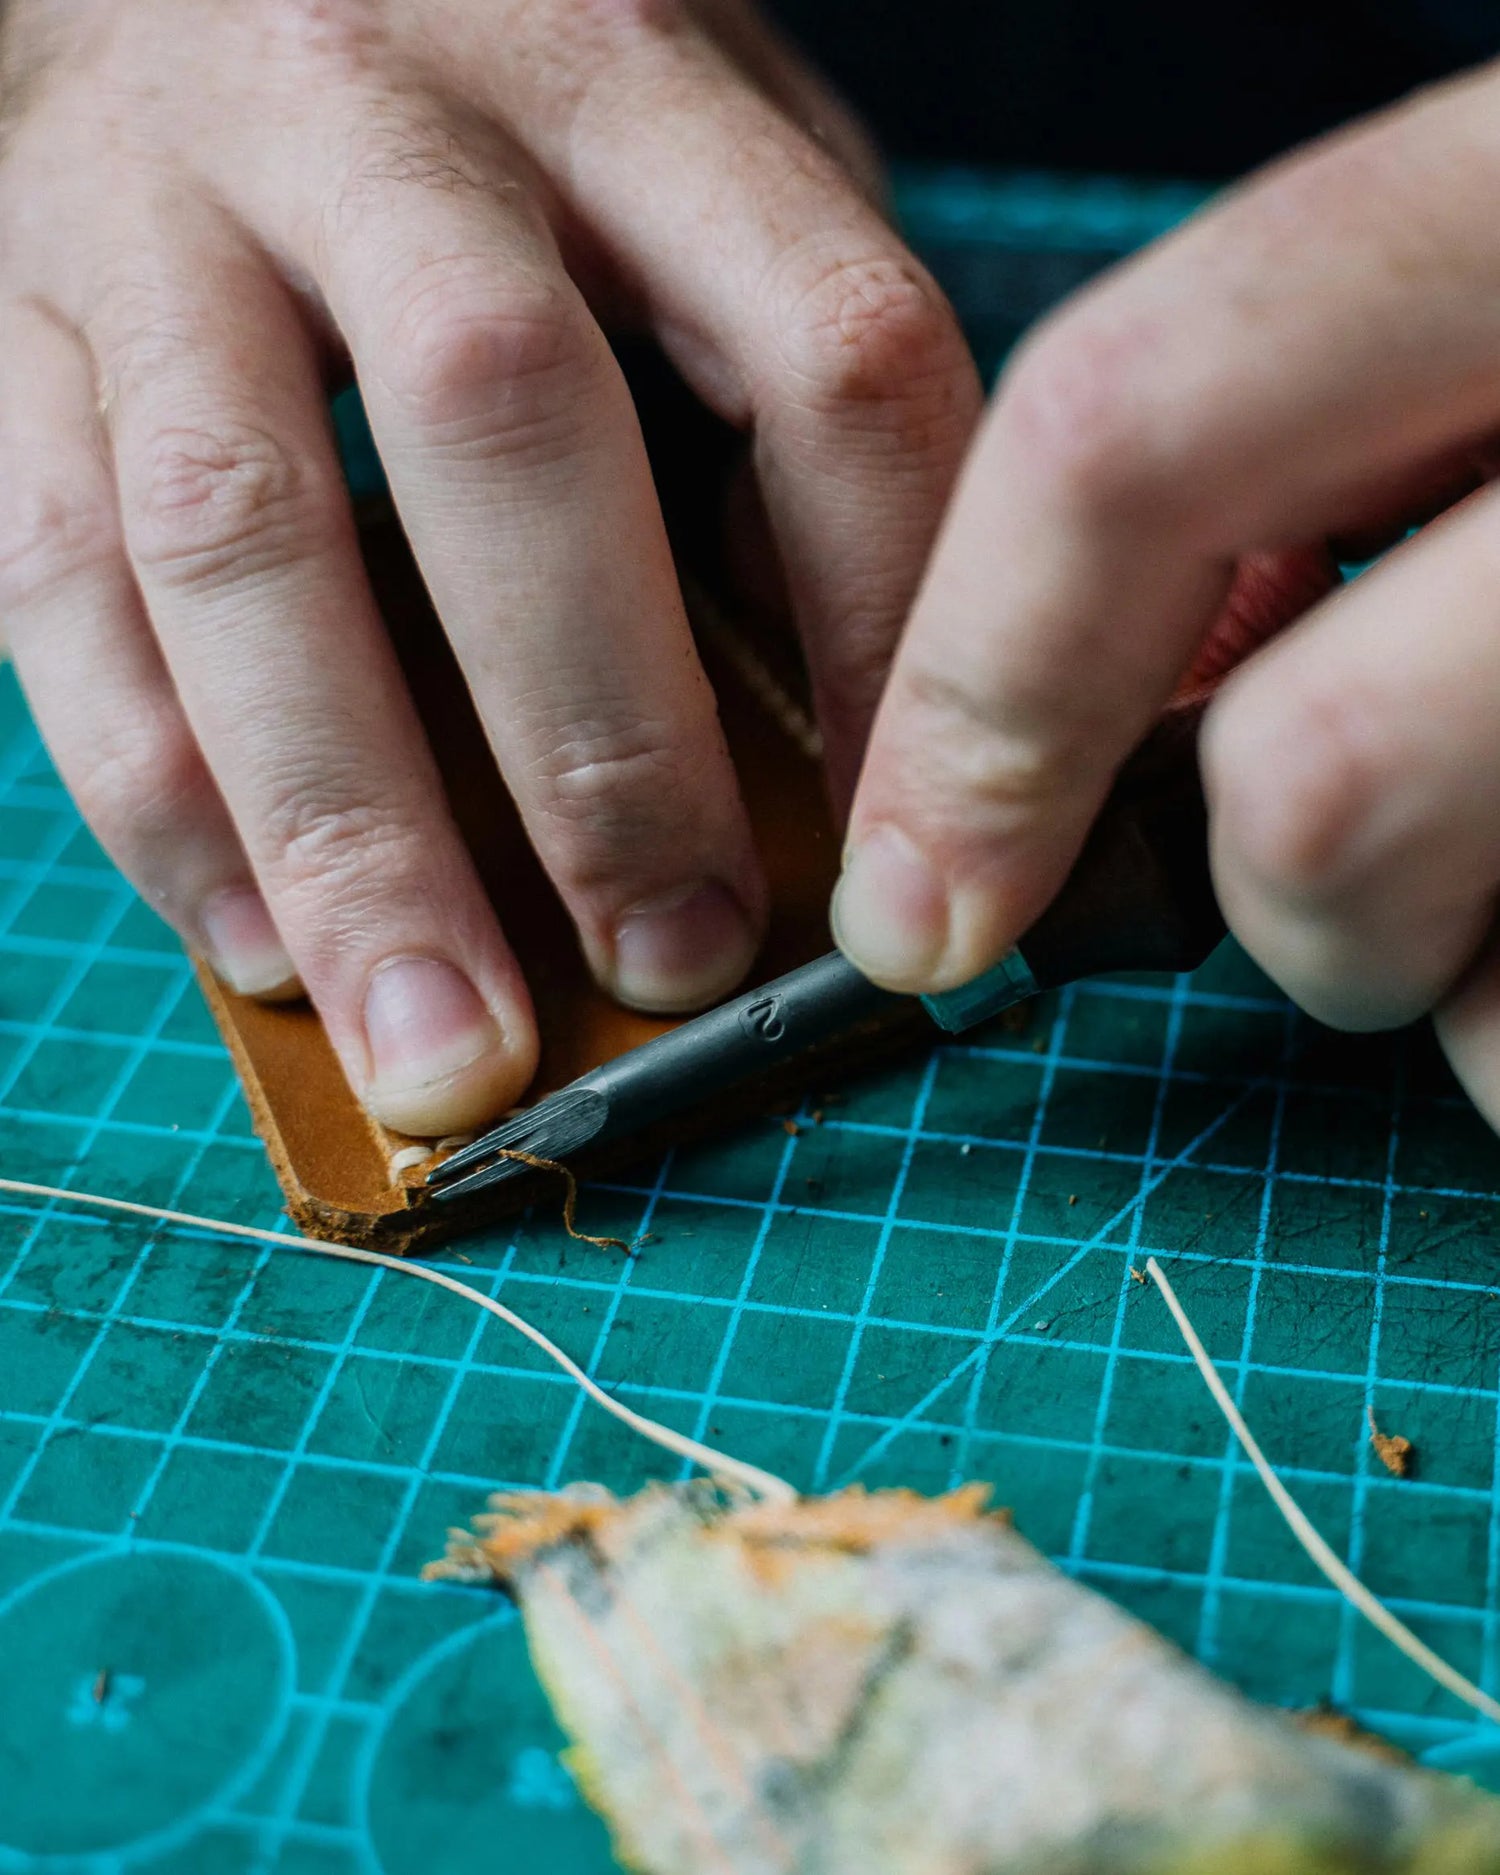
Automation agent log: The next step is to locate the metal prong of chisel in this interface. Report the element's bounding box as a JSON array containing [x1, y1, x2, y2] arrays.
[[424, 947, 1051, 1206], [426, 952, 904, 1204], [425, 1087, 609, 1202]]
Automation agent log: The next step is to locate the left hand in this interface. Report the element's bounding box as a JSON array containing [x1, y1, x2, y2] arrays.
[[0, 0, 982, 1136]]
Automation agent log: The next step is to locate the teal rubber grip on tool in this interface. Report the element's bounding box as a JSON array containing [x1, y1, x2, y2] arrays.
[[921, 952, 1040, 1034]]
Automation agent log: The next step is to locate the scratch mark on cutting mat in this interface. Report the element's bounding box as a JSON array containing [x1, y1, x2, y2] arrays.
[[837, 1071, 1273, 1487]]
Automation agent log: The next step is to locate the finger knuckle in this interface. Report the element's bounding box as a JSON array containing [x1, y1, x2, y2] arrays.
[[773, 251, 969, 415], [0, 483, 117, 612], [379, 260, 597, 436], [533, 718, 710, 885], [72, 713, 208, 860], [996, 313, 1162, 519], [895, 659, 1107, 823], [127, 422, 336, 588], [256, 786, 412, 897], [1205, 680, 1383, 900]]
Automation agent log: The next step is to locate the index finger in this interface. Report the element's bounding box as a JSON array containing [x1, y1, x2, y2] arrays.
[[447, 1, 983, 806], [835, 66, 1500, 992]]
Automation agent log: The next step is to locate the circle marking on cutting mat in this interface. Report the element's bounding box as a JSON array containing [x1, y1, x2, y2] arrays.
[[360, 1607, 616, 1874], [0, 1544, 293, 1865]]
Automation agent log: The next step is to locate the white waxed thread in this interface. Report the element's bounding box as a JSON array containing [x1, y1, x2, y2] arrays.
[[0, 1176, 796, 1506], [388, 1134, 477, 1183], [387, 1146, 431, 1177], [1147, 1255, 1500, 1727]]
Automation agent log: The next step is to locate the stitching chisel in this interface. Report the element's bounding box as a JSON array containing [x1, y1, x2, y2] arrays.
[[427, 702, 1223, 1205]]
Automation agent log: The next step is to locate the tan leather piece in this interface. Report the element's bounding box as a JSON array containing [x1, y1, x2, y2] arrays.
[[201, 514, 923, 1251]]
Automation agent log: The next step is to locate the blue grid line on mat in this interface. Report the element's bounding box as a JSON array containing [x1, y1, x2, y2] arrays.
[[1192, 989, 1298, 1672], [676, 1103, 804, 1473], [1063, 961, 1197, 1558], [1330, 1041, 1405, 1709], [947, 979, 1074, 1490], [808, 1045, 944, 1491]]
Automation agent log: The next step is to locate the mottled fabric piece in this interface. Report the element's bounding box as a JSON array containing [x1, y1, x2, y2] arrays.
[[429, 1482, 1500, 1875]]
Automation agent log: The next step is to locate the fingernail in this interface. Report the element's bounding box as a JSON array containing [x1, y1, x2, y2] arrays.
[[831, 825, 949, 991], [362, 956, 511, 1136], [608, 881, 758, 1014], [201, 887, 303, 1001]]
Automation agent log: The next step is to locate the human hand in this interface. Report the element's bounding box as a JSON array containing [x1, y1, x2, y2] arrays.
[[833, 66, 1500, 1132], [0, 0, 980, 1134]]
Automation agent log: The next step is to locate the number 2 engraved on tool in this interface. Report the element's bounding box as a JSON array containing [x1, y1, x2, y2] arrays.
[[740, 996, 786, 1043]]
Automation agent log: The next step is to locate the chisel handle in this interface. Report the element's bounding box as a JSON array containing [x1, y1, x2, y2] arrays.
[[1019, 698, 1223, 992]]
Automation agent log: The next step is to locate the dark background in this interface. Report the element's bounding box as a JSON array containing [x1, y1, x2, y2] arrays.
[[767, 0, 1500, 177]]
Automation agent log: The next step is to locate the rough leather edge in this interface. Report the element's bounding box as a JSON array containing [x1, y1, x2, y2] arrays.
[[206, 973, 931, 1254]]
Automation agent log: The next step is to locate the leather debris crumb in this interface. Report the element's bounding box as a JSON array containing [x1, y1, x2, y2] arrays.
[[1367, 1406, 1415, 1479]]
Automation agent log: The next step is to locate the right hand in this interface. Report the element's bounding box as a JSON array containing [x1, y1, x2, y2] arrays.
[[832, 62, 1500, 1137], [0, 0, 980, 1134]]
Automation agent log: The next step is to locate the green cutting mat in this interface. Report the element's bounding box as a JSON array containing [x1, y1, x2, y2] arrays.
[[5, 167, 1500, 1874]]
